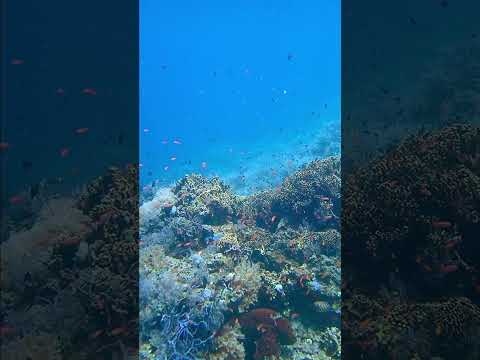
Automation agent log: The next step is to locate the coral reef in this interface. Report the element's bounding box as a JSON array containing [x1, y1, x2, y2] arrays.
[[1, 164, 139, 360], [1, 332, 62, 360], [140, 156, 341, 359], [235, 308, 296, 359], [173, 175, 240, 225], [207, 321, 246, 360], [343, 125, 480, 358]]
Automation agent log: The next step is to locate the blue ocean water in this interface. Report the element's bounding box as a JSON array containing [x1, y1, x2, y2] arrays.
[[140, 0, 340, 193]]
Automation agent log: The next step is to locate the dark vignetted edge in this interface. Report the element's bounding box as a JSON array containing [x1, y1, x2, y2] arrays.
[[1, 0, 139, 358], [342, 0, 480, 359]]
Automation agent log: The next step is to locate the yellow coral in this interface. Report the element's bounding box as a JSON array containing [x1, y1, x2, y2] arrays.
[[232, 260, 263, 312], [207, 322, 246, 360]]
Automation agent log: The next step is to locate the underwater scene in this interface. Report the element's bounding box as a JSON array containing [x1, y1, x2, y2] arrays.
[[140, 1, 341, 360]]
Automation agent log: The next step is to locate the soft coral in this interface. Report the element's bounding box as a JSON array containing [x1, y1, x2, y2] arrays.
[[237, 308, 296, 360]]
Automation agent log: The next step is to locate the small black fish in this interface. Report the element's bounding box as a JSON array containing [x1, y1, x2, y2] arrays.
[[24, 272, 32, 285], [21, 160, 33, 170], [30, 183, 40, 199]]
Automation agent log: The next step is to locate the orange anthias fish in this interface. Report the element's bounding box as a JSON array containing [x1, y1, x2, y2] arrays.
[[9, 195, 25, 205], [82, 88, 97, 96], [75, 127, 89, 134], [173, 139, 182, 145], [60, 148, 71, 158], [11, 58, 24, 65], [110, 327, 127, 336], [432, 221, 452, 229], [0, 324, 15, 336], [170, 156, 177, 161], [439, 264, 458, 273], [0, 142, 10, 151]]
